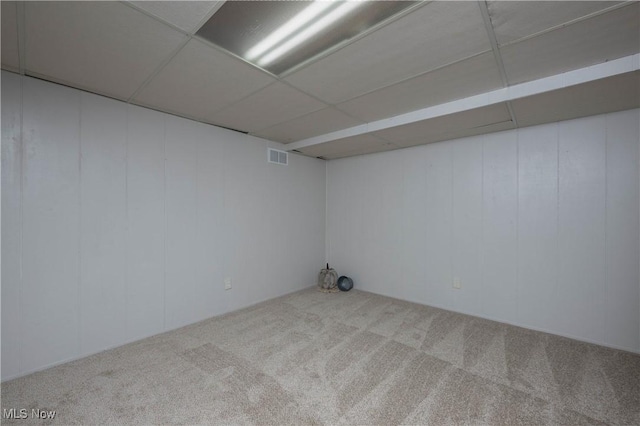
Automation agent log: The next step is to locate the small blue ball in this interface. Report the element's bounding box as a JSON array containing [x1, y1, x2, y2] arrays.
[[337, 276, 353, 292]]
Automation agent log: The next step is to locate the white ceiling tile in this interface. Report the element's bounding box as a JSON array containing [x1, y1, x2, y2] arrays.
[[1, 1, 20, 71], [377, 120, 516, 149], [488, 1, 623, 46], [511, 71, 640, 128], [25, 1, 187, 100], [285, 1, 491, 104], [129, 1, 221, 33], [134, 39, 275, 122], [253, 107, 363, 144], [324, 143, 398, 160], [373, 103, 513, 147], [337, 52, 503, 122], [501, 3, 640, 85], [210, 82, 326, 133], [299, 134, 393, 159], [415, 121, 517, 148]]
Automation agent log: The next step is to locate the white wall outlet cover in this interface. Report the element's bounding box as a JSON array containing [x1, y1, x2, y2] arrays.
[[453, 278, 461, 289], [224, 277, 232, 290]]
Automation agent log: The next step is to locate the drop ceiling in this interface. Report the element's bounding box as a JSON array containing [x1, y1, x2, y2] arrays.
[[2, 1, 639, 160]]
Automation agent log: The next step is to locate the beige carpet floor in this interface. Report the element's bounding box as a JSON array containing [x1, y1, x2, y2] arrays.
[[2, 288, 639, 425]]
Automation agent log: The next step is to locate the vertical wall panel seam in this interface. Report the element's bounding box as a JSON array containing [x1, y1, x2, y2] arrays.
[[516, 130, 520, 323], [18, 74, 25, 375], [124, 105, 129, 340], [359, 157, 364, 292], [603, 114, 609, 344], [450, 144, 455, 309], [424, 153, 429, 302], [400, 155, 405, 297], [195, 132, 200, 318], [399, 156, 404, 297], [325, 160, 329, 265], [221, 135, 228, 315], [480, 136, 485, 315], [16, 2, 25, 75], [77, 91, 83, 356], [555, 123, 561, 322], [401, 155, 407, 298], [424, 151, 428, 301], [162, 117, 167, 331]]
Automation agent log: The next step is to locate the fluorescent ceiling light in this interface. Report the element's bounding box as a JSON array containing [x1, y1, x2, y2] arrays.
[[245, 1, 337, 61], [197, 1, 415, 76], [257, 1, 367, 67]]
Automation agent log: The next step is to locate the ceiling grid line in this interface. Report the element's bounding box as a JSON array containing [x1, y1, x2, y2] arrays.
[[190, 1, 226, 35], [194, 35, 278, 80], [330, 49, 494, 112], [256, 105, 364, 137], [16, 0, 25, 75], [477, 0, 509, 86], [203, 76, 280, 117], [477, 0, 518, 127], [203, 80, 313, 131], [127, 36, 192, 103], [239, 79, 372, 134], [119, 1, 190, 37], [246, 79, 337, 123], [275, 79, 342, 111], [497, 0, 634, 49], [505, 102, 519, 127]]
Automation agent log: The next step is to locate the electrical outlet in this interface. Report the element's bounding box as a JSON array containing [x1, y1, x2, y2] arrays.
[[453, 277, 461, 289], [224, 277, 232, 290]]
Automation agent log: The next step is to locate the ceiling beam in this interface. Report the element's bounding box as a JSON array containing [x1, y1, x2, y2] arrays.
[[286, 54, 640, 152]]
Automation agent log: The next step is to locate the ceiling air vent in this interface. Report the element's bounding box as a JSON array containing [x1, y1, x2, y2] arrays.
[[268, 148, 288, 165]]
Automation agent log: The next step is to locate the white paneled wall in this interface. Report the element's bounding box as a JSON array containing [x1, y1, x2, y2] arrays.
[[328, 109, 640, 352], [451, 138, 482, 317], [517, 125, 558, 332], [1, 72, 326, 380], [79, 92, 128, 357], [557, 118, 607, 339], [606, 112, 640, 348], [482, 132, 518, 323], [126, 105, 166, 342], [164, 115, 200, 330], [22, 78, 82, 373], [424, 143, 453, 309], [2, 72, 23, 380]]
